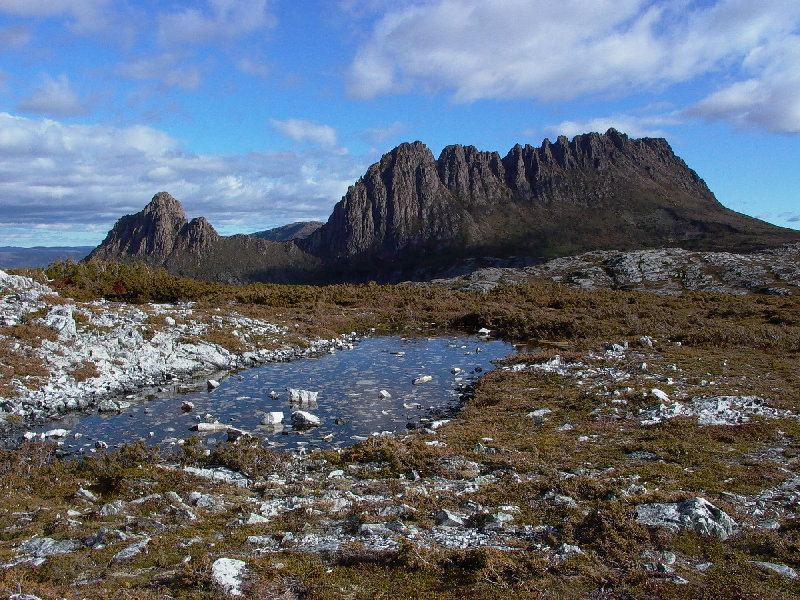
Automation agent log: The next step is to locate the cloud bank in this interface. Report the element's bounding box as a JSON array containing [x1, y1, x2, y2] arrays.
[[0, 113, 363, 245], [347, 0, 800, 134]]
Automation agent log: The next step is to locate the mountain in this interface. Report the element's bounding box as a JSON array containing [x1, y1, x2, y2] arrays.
[[87, 130, 800, 284], [0, 246, 95, 269], [250, 221, 324, 242], [86, 192, 321, 284]]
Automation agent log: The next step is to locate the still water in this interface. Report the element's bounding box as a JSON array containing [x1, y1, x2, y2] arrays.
[[40, 335, 515, 454]]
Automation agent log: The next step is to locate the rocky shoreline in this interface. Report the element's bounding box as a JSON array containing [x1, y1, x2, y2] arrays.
[[0, 269, 358, 439]]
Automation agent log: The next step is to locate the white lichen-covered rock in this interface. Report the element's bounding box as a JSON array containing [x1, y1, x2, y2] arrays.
[[634, 497, 736, 540], [291, 410, 321, 429], [112, 537, 150, 562], [212, 558, 248, 596], [42, 305, 77, 339], [639, 396, 791, 426], [260, 411, 284, 425], [19, 537, 81, 558], [287, 388, 318, 405], [750, 561, 798, 580]]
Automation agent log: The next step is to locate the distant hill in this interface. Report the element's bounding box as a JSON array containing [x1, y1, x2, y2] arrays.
[[86, 129, 800, 284], [250, 221, 324, 242], [0, 246, 94, 269]]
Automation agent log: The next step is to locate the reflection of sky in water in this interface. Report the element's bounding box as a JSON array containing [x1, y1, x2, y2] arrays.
[[42, 335, 515, 454]]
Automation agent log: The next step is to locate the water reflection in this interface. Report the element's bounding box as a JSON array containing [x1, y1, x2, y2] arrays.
[[41, 335, 515, 454]]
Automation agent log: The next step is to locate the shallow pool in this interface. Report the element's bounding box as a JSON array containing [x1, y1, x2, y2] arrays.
[[37, 334, 515, 454]]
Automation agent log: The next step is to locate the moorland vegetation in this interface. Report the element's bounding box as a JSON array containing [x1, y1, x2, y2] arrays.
[[0, 260, 797, 599]]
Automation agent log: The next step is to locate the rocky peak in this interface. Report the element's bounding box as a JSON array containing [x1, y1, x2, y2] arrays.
[[88, 193, 220, 265], [87, 192, 189, 265], [175, 217, 219, 254], [303, 141, 462, 259], [144, 191, 186, 220]]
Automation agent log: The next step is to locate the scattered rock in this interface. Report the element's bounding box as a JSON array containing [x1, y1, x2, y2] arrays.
[[434, 509, 465, 528], [413, 375, 433, 385], [112, 537, 150, 562], [212, 558, 248, 596], [750, 561, 798, 580], [19, 537, 81, 558], [634, 497, 736, 540]]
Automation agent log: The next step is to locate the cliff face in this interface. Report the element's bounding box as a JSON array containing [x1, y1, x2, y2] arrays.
[[88, 131, 800, 284], [302, 129, 761, 270]]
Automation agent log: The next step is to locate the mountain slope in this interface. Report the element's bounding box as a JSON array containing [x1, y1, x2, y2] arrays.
[[250, 221, 324, 242]]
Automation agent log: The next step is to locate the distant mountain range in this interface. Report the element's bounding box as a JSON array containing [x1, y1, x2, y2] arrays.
[[86, 129, 800, 284], [0, 246, 95, 270]]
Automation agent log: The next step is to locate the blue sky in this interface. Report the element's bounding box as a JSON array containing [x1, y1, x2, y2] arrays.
[[0, 0, 799, 247]]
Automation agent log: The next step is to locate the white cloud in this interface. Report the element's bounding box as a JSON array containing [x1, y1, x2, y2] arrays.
[[270, 118, 340, 149], [237, 57, 271, 78], [346, 0, 800, 133], [687, 34, 800, 133], [542, 113, 680, 140], [0, 25, 32, 49], [18, 73, 86, 117], [363, 121, 409, 145], [157, 0, 276, 46], [119, 53, 203, 91], [0, 112, 364, 245], [0, 0, 121, 36]]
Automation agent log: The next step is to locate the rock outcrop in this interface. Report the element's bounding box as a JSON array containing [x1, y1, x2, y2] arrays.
[[87, 131, 800, 284], [431, 243, 800, 295]]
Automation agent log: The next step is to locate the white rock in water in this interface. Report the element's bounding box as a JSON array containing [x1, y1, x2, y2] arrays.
[[207, 379, 221, 390], [379, 389, 391, 399], [211, 558, 248, 596], [261, 411, 284, 425], [181, 401, 195, 412], [291, 410, 321, 429], [44, 428, 70, 438], [477, 328, 491, 336], [287, 388, 318, 404], [192, 422, 229, 433], [413, 375, 433, 385]]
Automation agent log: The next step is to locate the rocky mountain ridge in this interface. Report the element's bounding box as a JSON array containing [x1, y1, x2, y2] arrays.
[[87, 130, 800, 284]]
